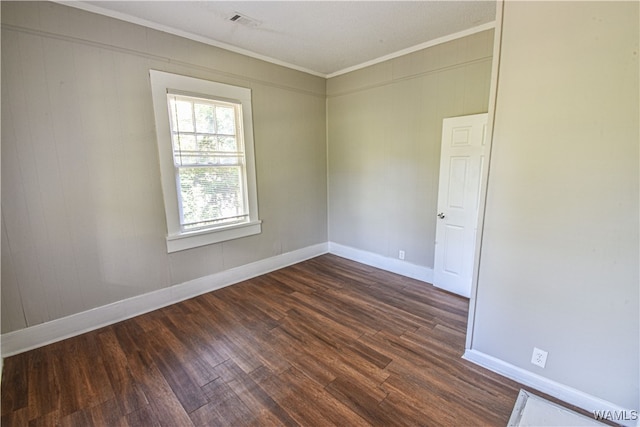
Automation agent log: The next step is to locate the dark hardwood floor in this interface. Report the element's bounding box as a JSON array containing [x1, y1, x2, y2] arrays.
[[2, 254, 526, 426]]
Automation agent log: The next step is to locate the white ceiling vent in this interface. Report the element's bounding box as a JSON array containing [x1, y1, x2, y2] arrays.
[[228, 12, 260, 27]]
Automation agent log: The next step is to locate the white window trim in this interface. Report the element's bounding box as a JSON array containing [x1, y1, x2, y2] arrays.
[[149, 70, 261, 252]]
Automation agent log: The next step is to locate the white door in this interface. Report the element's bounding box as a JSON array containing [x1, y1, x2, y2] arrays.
[[433, 113, 487, 297]]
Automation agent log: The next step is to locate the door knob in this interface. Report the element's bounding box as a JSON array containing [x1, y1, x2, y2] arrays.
[[437, 213, 445, 219]]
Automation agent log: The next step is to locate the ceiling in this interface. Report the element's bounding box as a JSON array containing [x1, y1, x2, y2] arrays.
[[64, 1, 497, 77]]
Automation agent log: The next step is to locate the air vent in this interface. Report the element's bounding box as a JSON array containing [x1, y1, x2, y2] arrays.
[[228, 12, 260, 27]]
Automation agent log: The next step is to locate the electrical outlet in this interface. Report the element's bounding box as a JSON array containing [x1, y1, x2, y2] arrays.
[[399, 250, 405, 260], [531, 347, 548, 368]]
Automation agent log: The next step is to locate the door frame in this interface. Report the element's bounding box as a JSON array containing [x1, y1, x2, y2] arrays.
[[464, 0, 505, 350]]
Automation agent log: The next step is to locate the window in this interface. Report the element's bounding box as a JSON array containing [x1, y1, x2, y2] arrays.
[[150, 70, 261, 252]]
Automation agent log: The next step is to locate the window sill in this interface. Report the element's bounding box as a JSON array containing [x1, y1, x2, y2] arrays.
[[166, 220, 262, 253]]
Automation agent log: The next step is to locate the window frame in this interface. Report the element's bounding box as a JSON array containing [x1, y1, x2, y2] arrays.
[[150, 70, 261, 253]]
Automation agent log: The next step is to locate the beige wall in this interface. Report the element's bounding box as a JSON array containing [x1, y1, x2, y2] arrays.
[[327, 30, 493, 267], [472, 1, 639, 410], [1, 1, 327, 333]]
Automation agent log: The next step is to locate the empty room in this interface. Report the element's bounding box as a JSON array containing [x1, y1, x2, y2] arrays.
[[1, 1, 638, 426]]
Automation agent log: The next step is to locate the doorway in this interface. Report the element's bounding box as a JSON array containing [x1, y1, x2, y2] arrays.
[[433, 113, 487, 298]]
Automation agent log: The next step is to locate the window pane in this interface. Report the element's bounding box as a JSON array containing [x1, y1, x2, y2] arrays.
[[178, 166, 245, 227], [218, 136, 238, 152], [194, 103, 215, 133], [217, 154, 243, 166], [170, 99, 194, 132], [216, 106, 236, 135], [196, 135, 217, 151], [177, 153, 242, 167], [172, 134, 196, 165]]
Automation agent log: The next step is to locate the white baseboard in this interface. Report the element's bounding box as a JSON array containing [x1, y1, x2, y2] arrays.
[[1, 243, 328, 358], [328, 242, 434, 284], [463, 349, 638, 427]]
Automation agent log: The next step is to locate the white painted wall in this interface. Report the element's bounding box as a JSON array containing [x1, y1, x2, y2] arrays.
[[1, 2, 328, 333], [471, 1, 639, 411]]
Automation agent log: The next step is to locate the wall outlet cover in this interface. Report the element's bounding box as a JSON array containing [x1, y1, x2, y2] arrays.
[[531, 347, 548, 368]]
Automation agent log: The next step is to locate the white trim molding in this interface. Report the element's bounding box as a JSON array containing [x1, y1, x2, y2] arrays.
[[463, 349, 638, 427], [1, 243, 328, 358], [55, 1, 494, 79], [55, 1, 326, 78], [327, 22, 496, 78], [328, 242, 434, 284]]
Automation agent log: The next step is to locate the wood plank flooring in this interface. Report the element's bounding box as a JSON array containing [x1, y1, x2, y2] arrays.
[[2, 254, 526, 426]]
